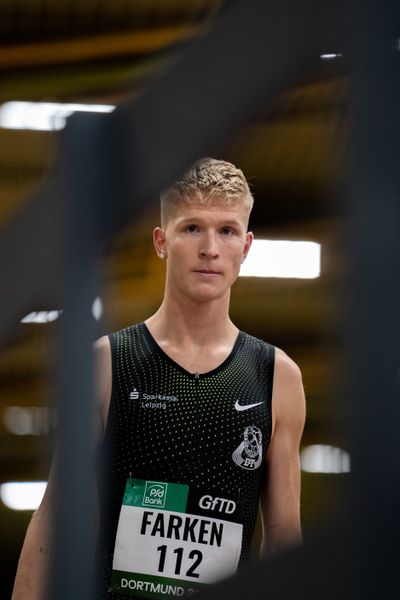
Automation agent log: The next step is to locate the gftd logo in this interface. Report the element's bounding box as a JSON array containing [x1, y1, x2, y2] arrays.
[[142, 481, 168, 508]]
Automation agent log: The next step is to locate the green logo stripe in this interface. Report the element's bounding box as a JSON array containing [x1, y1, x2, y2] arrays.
[[111, 570, 206, 598], [123, 478, 189, 513]]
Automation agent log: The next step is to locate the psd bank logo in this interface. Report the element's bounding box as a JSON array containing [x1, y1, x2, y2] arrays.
[[142, 481, 168, 508]]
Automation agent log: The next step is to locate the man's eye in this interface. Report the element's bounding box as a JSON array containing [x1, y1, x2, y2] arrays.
[[220, 227, 234, 235], [185, 224, 199, 233]]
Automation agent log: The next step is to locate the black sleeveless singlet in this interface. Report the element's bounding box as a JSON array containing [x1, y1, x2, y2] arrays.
[[96, 323, 275, 599]]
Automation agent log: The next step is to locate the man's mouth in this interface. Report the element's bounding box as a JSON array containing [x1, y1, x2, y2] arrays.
[[193, 269, 221, 275]]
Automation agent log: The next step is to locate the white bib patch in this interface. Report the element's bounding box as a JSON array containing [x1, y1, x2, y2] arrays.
[[111, 478, 242, 598]]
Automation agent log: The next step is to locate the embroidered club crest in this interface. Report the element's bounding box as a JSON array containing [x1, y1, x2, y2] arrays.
[[232, 425, 263, 470]]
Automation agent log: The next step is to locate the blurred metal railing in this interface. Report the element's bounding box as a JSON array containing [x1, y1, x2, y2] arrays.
[[1, 0, 399, 598]]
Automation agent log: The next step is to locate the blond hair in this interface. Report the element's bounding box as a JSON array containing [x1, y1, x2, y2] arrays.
[[160, 158, 253, 226]]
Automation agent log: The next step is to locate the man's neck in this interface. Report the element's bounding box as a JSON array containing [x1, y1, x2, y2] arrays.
[[146, 291, 237, 349]]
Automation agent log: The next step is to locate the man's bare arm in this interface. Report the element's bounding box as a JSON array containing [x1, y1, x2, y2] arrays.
[[11, 336, 112, 600], [259, 348, 306, 558], [11, 461, 57, 600]]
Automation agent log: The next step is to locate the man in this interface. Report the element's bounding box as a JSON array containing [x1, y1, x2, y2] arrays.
[[12, 158, 305, 599]]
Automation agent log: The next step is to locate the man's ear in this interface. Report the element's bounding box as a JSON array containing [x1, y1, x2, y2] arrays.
[[153, 227, 167, 259], [242, 231, 254, 263]]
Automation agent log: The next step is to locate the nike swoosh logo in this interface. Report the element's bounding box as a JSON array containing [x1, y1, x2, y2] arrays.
[[234, 400, 263, 412]]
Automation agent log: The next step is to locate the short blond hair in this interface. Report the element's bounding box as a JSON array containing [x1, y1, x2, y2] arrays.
[[160, 158, 253, 226]]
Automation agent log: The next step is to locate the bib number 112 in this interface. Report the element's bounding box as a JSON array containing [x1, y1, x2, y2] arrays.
[[157, 545, 202, 579]]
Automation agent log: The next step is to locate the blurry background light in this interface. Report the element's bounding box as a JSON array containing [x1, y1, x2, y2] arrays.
[[239, 240, 321, 279], [300, 444, 351, 473], [0, 101, 115, 131], [1, 482, 47, 511], [320, 53, 343, 60], [20, 310, 62, 323], [2, 406, 55, 436], [20, 297, 102, 323], [92, 296, 103, 321]]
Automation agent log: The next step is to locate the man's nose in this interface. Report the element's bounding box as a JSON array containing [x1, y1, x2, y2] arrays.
[[200, 231, 219, 258]]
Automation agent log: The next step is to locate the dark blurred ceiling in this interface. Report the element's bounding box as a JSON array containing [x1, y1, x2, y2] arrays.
[[0, 0, 348, 484]]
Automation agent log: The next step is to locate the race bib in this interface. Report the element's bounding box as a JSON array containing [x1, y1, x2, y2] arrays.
[[111, 478, 243, 598]]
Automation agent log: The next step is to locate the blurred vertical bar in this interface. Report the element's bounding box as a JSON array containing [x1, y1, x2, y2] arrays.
[[347, 0, 400, 598], [51, 113, 106, 600]]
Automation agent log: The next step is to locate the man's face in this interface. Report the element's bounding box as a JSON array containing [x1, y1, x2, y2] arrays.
[[154, 200, 253, 303]]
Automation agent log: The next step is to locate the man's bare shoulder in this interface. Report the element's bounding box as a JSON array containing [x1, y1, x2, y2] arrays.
[[93, 336, 112, 435], [274, 347, 303, 385], [94, 335, 111, 355], [271, 347, 305, 431], [93, 335, 112, 389]]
